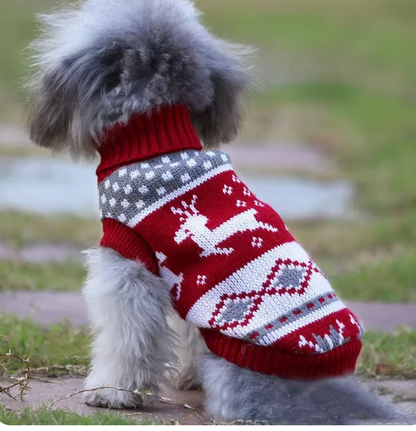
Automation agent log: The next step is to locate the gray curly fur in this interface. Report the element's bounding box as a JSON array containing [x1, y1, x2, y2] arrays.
[[198, 353, 411, 425], [27, 0, 254, 159], [82, 247, 179, 408]]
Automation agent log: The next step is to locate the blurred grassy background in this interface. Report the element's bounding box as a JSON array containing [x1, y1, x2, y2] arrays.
[[1, 0, 416, 302], [0, 0, 415, 385]]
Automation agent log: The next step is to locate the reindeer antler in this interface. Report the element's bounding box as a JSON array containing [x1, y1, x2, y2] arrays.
[[189, 195, 198, 214], [171, 195, 199, 221]]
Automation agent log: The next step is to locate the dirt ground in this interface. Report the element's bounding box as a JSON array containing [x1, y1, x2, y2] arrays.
[[1, 377, 416, 425]]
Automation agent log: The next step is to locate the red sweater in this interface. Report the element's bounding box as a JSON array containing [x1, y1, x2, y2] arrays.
[[96, 105, 364, 380]]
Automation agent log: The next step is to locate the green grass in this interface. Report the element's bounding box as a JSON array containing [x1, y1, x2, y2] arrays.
[[2, 207, 416, 301], [201, 0, 416, 305], [0, 0, 58, 121], [0, 144, 52, 158], [359, 327, 416, 379], [0, 0, 416, 304], [0, 211, 100, 248], [0, 261, 84, 292], [0, 315, 90, 376], [331, 251, 416, 303], [290, 215, 416, 302], [0, 315, 415, 380], [0, 406, 159, 425]]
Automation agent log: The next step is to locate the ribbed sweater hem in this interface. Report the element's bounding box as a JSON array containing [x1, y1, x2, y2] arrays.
[[200, 329, 361, 379]]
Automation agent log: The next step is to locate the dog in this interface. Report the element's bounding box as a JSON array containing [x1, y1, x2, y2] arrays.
[[25, 0, 408, 424]]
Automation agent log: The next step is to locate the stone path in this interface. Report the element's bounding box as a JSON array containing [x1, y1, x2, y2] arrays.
[[0, 154, 353, 220], [1, 289, 415, 423], [2, 290, 416, 333], [0, 378, 207, 425], [0, 123, 353, 222], [0, 241, 83, 264], [2, 290, 416, 424], [0, 124, 31, 147], [0, 291, 88, 327], [227, 141, 333, 174], [1, 378, 415, 425], [0, 123, 332, 174], [0, 126, 414, 424]]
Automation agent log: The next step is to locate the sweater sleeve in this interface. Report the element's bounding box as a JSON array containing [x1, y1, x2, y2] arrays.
[[100, 218, 159, 275]]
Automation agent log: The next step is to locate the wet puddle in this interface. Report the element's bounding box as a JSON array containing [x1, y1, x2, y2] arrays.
[[0, 157, 353, 220]]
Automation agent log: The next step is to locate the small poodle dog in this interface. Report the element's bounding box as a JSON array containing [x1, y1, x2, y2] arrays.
[[26, 0, 406, 424]]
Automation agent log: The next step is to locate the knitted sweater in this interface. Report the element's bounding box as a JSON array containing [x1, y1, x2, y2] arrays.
[[96, 105, 364, 379]]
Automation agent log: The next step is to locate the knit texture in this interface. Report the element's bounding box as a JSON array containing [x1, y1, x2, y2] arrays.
[[96, 105, 202, 182], [97, 105, 364, 379]]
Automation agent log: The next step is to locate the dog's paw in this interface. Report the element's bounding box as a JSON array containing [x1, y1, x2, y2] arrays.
[[175, 374, 203, 391], [83, 387, 146, 410]]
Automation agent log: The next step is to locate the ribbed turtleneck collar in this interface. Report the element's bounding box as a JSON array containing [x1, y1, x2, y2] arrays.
[[96, 105, 203, 182]]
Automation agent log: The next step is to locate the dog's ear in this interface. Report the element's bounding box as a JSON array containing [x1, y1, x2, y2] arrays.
[[26, 56, 78, 156], [27, 66, 73, 154], [190, 42, 254, 148], [26, 0, 254, 158], [27, 9, 126, 160]]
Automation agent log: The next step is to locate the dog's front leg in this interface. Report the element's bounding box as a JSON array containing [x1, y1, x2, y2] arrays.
[[82, 247, 177, 409]]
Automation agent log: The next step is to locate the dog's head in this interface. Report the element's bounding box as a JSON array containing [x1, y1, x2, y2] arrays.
[[26, 0, 254, 160]]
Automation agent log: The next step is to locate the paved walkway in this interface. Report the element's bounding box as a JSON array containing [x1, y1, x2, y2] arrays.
[[0, 124, 332, 175], [0, 127, 414, 424], [2, 290, 416, 332], [0, 242, 83, 264], [0, 123, 31, 147], [227, 141, 333, 174], [1, 378, 415, 425], [0, 378, 206, 425]]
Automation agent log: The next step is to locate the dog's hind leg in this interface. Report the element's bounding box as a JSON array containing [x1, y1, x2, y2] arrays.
[[82, 247, 177, 409], [197, 352, 408, 425], [166, 314, 208, 390]]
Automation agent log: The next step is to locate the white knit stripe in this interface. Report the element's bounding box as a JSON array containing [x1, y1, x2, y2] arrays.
[[186, 242, 329, 327], [228, 271, 337, 333], [256, 300, 346, 346], [127, 163, 233, 227], [245, 291, 341, 343], [188, 270, 340, 339]]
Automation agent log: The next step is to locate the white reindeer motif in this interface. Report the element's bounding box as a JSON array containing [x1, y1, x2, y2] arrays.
[[171, 195, 278, 257], [155, 252, 184, 300]]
